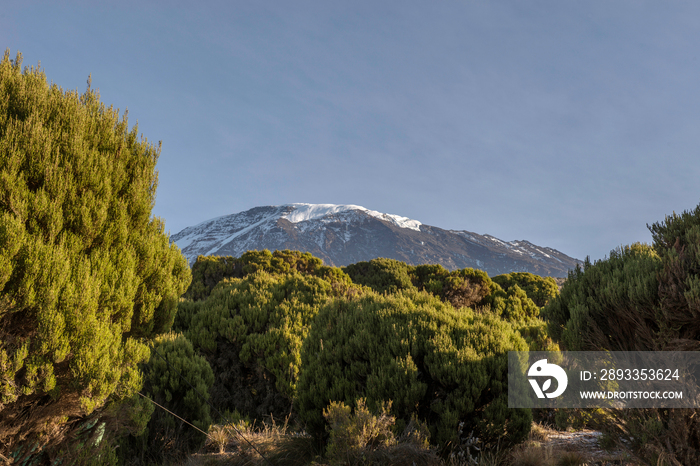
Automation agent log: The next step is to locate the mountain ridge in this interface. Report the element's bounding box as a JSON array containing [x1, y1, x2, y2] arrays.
[[172, 203, 581, 277]]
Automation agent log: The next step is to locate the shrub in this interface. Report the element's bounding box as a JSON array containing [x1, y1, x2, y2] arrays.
[[345, 258, 510, 312], [439, 268, 493, 310], [543, 202, 700, 464], [119, 332, 215, 464], [183, 250, 345, 301], [181, 270, 362, 421], [343, 257, 416, 294], [492, 272, 559, 308], [296, 289, 532, 448], [0, 50, 190, 459], [542, 242, 660, 351]]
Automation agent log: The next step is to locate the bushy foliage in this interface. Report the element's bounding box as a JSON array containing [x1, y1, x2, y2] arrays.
[[543, 243, 660, 351], [119, 332, 214, 464], [323, 399, 439, 466], [543, 203, 700, 464], [485, 282, 541, 321], [296, 289, 532, 448], [492, 272, 559, 307], [184, 249, 350, 301], [344, 258, 535, 312], [343, 257, 415, 295], [0, 51, 190, 457], [178, 270, 363, 421], [438, 267, 493, 310], [649, 204, 700, 350]]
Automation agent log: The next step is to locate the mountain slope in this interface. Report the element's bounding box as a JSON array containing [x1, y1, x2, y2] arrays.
[[171, 204, 581, 277]]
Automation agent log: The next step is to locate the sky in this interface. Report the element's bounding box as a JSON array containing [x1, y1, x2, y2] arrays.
[[3, 1, 700, 262]]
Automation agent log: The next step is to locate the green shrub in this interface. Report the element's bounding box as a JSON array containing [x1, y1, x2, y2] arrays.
[[180, 270, 362, 421], [120, 332, 214, 464], [492, 272, 559, 308], [411, 263, 451, 296], [296, 289, 532, 448], [184, 249, 351, 301], [439, 267, 493, 310], [542, 202, 700, 464], [345, 258, 507, 311], [542, 243, 660, 351], [0, 50, 190, 459], [343, 257, 416, 294]]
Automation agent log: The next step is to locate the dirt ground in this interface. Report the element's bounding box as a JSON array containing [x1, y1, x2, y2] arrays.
[[542, 429, 639, 466]]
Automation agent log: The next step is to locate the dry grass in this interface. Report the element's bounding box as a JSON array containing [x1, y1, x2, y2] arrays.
[[528, 423, 558, 444], [184, 419, 647, 466], [510, 444, 554, 466], [553, 451, 585, 466]]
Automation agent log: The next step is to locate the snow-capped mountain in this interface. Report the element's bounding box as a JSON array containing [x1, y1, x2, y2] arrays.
[[171, 203, 581, 277]]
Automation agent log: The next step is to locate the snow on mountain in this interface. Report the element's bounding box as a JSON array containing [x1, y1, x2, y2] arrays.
[[281, 203, 422, 231], [171, 203, 582, 277]]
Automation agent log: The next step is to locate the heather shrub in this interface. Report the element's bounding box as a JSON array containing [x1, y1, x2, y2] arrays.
[[180, 270, 362, 420], [323, 399, 439, 466], [543, 242, 660, 351], [542, 202, 700, 464], [439, 267, 493, 309], [343, 257, 416, 294], [184, 249, 346, 301], [0, 50, 190, 460], [119, 332, 214, 464], [492, 272, 559, 307], [296, 289, 532, 448], [344, 258, 522, 312]]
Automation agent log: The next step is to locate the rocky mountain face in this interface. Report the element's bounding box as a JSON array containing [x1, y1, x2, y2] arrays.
[[171, 204, 581, 277]]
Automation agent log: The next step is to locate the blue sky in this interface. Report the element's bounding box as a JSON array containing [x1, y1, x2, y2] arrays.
[[3, 1, 700, 262]]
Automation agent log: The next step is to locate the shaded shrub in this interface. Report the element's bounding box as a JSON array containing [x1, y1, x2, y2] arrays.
[[542, 242, 660, 351], [296, 289, 531, 448], [181, 270, 362, 421], [343, 257, 416, 294], [345, 258, 503, 311], [440, 268, 493, 309], [119, 332, 214, 464], [542, 202, 700, 465]]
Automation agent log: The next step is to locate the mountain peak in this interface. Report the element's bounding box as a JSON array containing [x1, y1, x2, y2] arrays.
[[279, 203, 422, 231], [171, 204, 581, 277]]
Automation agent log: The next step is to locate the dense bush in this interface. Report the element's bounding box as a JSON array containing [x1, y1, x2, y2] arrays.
[[296, 289, 532, 448], [492, 272, 559, 307], [119, 332, 215, 464], [543, 243, 660, 351], [184, 249, 348, 301], [343, 258, 546, 315], [343, 257, 415, 295], [0, 50, 190, 459], [177, 270, 363, 421], [650, 204, 700, 350], [543, 203, 700, 464]]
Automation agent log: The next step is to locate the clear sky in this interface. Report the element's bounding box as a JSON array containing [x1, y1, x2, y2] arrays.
[[3, 1, 700, 262]]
